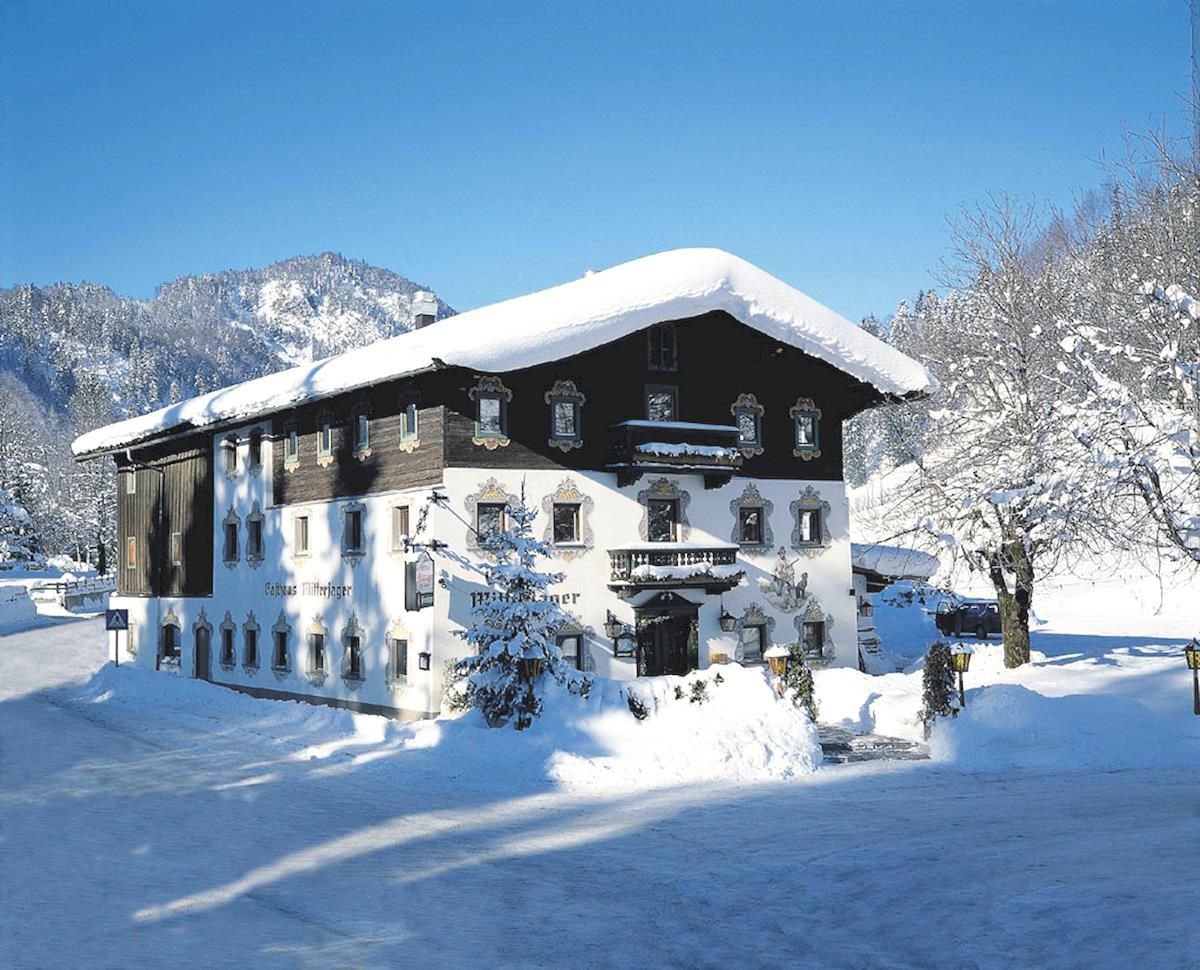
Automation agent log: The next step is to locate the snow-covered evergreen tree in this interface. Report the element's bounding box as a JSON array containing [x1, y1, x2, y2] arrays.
[[453, 487, 584, 729], [919, 641, 959, 736]]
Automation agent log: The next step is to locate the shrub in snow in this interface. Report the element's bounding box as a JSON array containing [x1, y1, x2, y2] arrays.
[[452, 488, 588, 729], [783, 644, 819, 722], [919, 640, 959, 737]]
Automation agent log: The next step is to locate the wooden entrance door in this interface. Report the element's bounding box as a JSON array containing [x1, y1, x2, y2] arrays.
[[636, 612, 696, 676], [194, 626, 211, 681]]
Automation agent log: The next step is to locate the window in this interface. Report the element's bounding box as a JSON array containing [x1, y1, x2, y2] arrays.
[[170, 532, 182, 566], [246, 516, 263, 561], [346, 635, 362, 679], [390, 637, 408, 681], [477, 503, 506, 541], [310, 632, 325, 673], [284, 425, 300, 466], [796, 508, 821, 546], [391, 505, 410, 551], [645, 385, 678, 423], [317, 416, 334, 461], [731, 394, 764, 454], [552, 503, 581, 544], [344, 507, 364, 553], [223, 521, 239, 562], [477, 394, 503, 438], [294, 515, 309, 555], [273, 630, 289, 670], [352, 408, 370, 455], [400, 402, 419, 445], [647, 323, 678, 371], [557, 634, 582, 670], [161, 624, 180, 658], [740, 624, 765, 662], [545, 380, 586, 451], [223, 436, 238, 475], [245, 627, 259, 668], [248, 427, 263, 469], [802, 621, 825, 658], [790, 398, 822, 458], [470, 376, 512, 447], [221, 628, 235, 666], [126, 536, 137, 570], [647, 498, 678, 542], [738, 507, 764, 545], [125, 471, 136, 495]]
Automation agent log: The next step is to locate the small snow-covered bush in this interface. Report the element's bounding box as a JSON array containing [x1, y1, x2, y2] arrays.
[[782, 643, 819, 722], [919, 640, 959, 736]]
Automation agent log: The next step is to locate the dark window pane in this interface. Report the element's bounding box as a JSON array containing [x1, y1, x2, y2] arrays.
[[402, 403, 419, 439], [647, 499, 677, 542], [796, 413, 816, 447], [799, 509, 819, 544], [646, 388, 677, 422], [740, 625, 764, 661], [558, 635, 581, 669], [477, 503, 505, 539], [553, 503, 580, 543], [246, 629, 257, 666], [393, 638, 408, 677], [347, 510, 363, 550], [803, 621, 824, 656], [739, 508, 763, 544], [249, 429, 262, 466]]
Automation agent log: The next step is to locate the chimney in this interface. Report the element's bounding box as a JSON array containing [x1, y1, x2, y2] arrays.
[[412, 291, 438, 330]]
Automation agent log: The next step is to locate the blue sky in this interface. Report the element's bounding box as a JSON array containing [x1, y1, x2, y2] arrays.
[[0, 0, 1193, 323]]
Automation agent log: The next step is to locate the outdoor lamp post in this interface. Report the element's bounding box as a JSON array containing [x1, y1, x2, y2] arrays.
[[764, 645, 790, 690], [718, 604, 737, 633], [950, 647, 972, 709], [518, 655, 544, 682], [1184, 639, 1200, 716]]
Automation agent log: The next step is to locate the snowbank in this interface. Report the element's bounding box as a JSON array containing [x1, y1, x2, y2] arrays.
[[73, 248, 933, 457], [70, 661, 821, 792], [0, 584, 37, 631]]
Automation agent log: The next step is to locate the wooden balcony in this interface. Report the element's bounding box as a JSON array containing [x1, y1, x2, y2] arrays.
[[607, 421, 744, 488], [608, 543, 745, 596]]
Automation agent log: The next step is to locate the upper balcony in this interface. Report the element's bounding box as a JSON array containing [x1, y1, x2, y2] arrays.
[[607, 420, 744, 488], [608, 542, 744, 597]]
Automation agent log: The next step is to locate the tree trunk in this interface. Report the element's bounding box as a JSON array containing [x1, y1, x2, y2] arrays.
[[988, 542, 1033, 668], [96, 532, 107, 576]]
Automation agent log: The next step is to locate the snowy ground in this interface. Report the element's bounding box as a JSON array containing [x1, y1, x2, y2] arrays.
[[1, 579, 1198, 968]]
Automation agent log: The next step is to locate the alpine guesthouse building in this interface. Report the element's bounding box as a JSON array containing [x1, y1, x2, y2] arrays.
[[73, 249, 932, 719]]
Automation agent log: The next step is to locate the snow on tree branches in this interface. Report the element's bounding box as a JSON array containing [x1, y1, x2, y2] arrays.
[[451, 486, 588, 729]]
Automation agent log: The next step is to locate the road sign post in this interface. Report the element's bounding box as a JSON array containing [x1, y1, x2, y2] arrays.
[[105, 609, 129, 667]]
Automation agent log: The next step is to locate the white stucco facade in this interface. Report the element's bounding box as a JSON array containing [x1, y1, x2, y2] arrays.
[[112, 429, 859, 719]]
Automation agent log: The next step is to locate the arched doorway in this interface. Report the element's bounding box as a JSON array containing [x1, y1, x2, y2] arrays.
[[635, 592, 699, 677]]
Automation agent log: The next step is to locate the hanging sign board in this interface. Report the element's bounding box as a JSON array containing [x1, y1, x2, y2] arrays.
[[406, 552, 435, 611]]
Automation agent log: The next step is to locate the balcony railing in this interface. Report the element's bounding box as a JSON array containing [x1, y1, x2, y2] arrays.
[[607, 421, 744, 487], [608, 543, 744, 595]]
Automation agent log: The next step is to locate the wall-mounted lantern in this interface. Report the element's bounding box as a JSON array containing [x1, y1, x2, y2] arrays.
[[718, 603, 737, 634], [1185, 638, 1200, 715]]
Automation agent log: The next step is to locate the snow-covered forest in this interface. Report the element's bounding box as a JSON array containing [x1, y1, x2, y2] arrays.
[[844, 132, 1199, 664], [0, 253, 451, 568]]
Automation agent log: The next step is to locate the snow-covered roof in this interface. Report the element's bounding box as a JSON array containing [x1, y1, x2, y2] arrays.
[[850, 543, 940, 581], [73, 248, 934, 458]]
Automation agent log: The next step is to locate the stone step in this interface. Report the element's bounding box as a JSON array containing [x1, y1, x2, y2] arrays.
[[818, 724, 929, 764]]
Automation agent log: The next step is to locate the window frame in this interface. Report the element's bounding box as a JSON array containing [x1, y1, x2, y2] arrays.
[[248, 427, 263, 471], [647, 322, 679, 372], [740, 623, 766, 663], [273, 629, 289, 671], [802, 620, 825, 658], [351, 405, 371, 458], [316, 412, 335, 465], [125, 471, 136, 495], [294, 514, 310, 556], [170, 531, 183, 567], [476, 502, 507, 542], [551, 502, 582, 546], [283, 423, 300, 469], [391, 505, 410, 552], [738, 506, 764, 546], [246, 509, 264, 563], [344, 506, 364, 555], [646, 498, 679, 543], [469, 377, 513, 449], [160, 623, 181, 659], [220, 626, 236, 667], [389, 635, 409, 683], [544, 380, 586, 452], [796, 507, 821, 546], [789, 398, 823, 459], [223, 520, 239, 563], [644, 384, 679, 423], [244, 625, 259, 670], [222, 435, 238, 477], [126, 536, 137, 571], [556, 633, 583, 670]]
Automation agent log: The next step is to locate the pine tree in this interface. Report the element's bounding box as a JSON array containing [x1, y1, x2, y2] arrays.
[[453, 486, 583, 729], [919, 641, 959, 737]]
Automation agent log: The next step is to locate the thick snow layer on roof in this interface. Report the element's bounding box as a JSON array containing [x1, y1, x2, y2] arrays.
[[850, 542, 940, 581], [73, 248, 933, 457]]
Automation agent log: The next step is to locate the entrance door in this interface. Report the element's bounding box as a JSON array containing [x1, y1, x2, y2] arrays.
[[194, 626, 211, 681], [637, 613, 696, 676]]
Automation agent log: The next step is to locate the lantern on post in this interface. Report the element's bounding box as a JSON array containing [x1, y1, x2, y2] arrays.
[[1184, 639, 1200, 716], [604, 610, 623, 641], [764, 645, 790, 695], [518, 655, 545, 682], [950, 646, 972, 709]]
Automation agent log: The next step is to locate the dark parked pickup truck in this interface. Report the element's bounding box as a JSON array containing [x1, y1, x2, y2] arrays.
[[935, 600, 1002, 639]]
